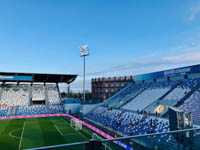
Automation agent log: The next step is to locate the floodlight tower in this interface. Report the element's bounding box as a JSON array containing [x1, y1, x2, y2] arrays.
[[79, 45, 89, 103]]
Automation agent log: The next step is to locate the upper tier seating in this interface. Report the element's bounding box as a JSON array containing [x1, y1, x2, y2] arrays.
[[122, 80, 178, 111], [32, 85, 45, 100], [107, 82, 150, 107], [47, 84, 61, 104], [179, 89, 200, 122], [163, 78, 200, 102], [0, 85, 30, 106]]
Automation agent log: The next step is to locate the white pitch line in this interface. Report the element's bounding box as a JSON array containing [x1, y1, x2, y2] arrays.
[[58, 117, 88, 140], [18, 121, 26, 150], [9, 128, 21, 139], [54, 124, 64, 136]]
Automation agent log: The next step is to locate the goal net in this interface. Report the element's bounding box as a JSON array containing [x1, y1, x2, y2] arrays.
[[70, 119, 82, 130], [92, 133, 112, 150]]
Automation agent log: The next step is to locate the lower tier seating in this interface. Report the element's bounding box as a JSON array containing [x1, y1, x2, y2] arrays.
[[49, 105, 64, 114], [16, 105, 48, 115], [0, 107, 8, 117], [85, 107, 169, 136]]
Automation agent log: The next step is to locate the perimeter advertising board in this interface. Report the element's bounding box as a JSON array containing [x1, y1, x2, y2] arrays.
[[0, 75, 32, 81]]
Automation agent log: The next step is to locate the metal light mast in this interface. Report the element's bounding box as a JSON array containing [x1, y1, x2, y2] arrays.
[[79, 45, 89, 103]]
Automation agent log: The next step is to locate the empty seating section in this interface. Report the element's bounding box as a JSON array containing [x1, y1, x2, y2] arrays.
[[122, 80, 177, 111], [0, 84, 64, 116], [32, 85, 45, 100], [47, 84, 61, 104], [49, 105, 64, 114], [86, 107, 169, 137], [0, 85, 30, 106], [164, 78, 200, 102], [0, 107, 8, 116], [107, 82, 149, 107], [16, 105, 48, 115], [116, 112, 169, 135], [180, 89, 200, 122], [86, 106, 200, 144]]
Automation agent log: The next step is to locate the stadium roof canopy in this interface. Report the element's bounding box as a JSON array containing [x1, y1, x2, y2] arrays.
[[0, 72, 77, 84]]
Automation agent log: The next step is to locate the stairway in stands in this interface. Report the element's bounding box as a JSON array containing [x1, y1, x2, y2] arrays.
[[158, 80, 183, 101], [174, 83, 200, 107], [29, 86, 32, 105], [161, 82, 200, 117], [7, 106, 17, 116], [103, 82, 134, 106], [0, 85, 4, 101], [44, 85, 50, 113], [118, 87, 148, 108], [142, 81, 182, 113]]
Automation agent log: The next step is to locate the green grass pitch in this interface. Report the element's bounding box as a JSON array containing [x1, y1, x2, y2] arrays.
[[0, 116, 123, 150]]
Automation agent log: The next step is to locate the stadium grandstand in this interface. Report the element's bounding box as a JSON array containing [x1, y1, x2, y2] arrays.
[[2, 0, 200, 150], [0, 65, 200, 150], [83, 64, 200, 150], [92, 64, 200, 124], [0, 72, 77, 116]]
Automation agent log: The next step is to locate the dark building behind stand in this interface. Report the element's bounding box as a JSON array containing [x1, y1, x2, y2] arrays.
[[91, 76, 133, 101]]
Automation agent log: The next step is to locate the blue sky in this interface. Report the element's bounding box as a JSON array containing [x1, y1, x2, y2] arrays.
[[0, 0, 200, 91]]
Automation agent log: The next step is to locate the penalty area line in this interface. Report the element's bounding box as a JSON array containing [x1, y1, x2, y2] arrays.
[[59, 117, 88, 140], [54, 124, 64, 136]]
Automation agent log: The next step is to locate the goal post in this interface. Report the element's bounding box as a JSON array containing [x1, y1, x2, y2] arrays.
[[70, 119, 82, 130]]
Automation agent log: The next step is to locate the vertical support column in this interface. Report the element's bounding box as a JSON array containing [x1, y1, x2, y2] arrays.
[[29, 83, 33, 106], [0, 83, 4, 102], [83, 56, 86, 103], [44, 83, 48, 105], [67, 84, 70, 98], [56, 83, 62, 101], [44, 83, 50, 113]]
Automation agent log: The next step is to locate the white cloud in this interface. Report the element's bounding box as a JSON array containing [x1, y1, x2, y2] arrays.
[[162, 52, 200, 63], [84, 43, 200, 77], [186, 5, 200, 21]]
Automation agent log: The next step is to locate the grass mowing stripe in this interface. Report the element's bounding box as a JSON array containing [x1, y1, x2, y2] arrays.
[[0, 119, 26, 150], [50, 117, 65, 136], [0, 119, 11, 135], [21, 118, 46, 149], [18, 121, 26, 150], [61, 117, 123, 150], [37, 117, 66, 147], [0, 117, 119, 150]]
